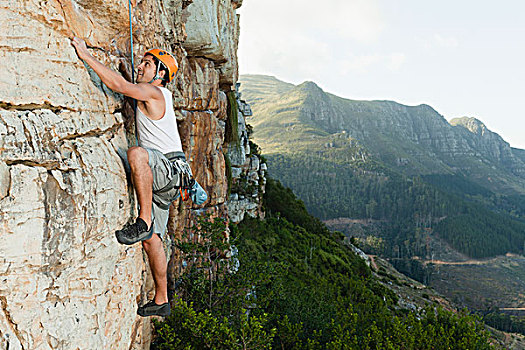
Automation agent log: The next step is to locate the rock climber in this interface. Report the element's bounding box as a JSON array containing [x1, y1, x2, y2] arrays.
[[72, 37, 185, 317]]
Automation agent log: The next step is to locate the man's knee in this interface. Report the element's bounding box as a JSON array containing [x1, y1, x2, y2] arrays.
[[127, 147, 149, 166], [142, 233, 162, 250]]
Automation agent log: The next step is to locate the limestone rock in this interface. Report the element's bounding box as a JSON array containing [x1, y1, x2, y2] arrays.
[[0, 12, 119, 112], [0, 162, 9, 200], [0, 0, 247, 347], [227, 195, 258, 223], [183, 0, 239, 85], [226, 92, 250, 167], [226, 84, 265, 223], [0, 131, 146, 349], [238, 98, 253, 116], [347, 242, 371, 267], [177, 57, 220, 110], [231, 166, 243, 178], [232, 0, 243, 9], [178, 110, 228, 207], [250, 155, 260, 171]]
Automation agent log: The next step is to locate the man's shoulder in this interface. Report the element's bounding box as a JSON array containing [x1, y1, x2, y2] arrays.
[[157, 86, 172, 95], [136, 83, 166, 99], [155, 86, 174, 100]]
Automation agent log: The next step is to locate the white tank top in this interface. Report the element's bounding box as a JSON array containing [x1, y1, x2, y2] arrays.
[[136, 86, 183, 154]]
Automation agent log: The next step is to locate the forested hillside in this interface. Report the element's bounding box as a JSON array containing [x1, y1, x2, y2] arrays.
[[268, 152, 525, 260], [152, 178, 495, 349]]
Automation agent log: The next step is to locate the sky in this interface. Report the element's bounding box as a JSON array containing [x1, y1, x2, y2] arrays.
[[237, 0, 525, 149]]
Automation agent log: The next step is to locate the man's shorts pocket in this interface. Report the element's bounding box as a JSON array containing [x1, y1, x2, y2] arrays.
[[146, 148, 182, 209]]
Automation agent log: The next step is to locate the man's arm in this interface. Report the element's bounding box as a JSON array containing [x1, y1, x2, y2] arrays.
[[71, 37, 162, 102]]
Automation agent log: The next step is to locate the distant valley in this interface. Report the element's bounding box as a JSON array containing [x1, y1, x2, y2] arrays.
[[239, 74, 525, 317]]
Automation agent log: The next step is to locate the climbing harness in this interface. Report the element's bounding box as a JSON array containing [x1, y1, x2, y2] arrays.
[[152, 152, 208, 210], [172, 157, 195, 202]]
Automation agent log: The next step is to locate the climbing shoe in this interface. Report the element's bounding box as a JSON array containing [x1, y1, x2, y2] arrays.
[[115, 218, 153, 245], [137, 301, 171, 317]]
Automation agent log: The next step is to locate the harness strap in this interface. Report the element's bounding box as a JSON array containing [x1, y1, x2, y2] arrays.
[[180, 188, 190, 201], [153, 155, 193, 197], [165, 151, 186, 161], [155, 176, 180, 195], [148, 62, 162, 84]]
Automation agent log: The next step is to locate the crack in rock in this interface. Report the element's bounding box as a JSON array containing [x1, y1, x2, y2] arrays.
[[0, 297, 24, 350], [2, 121, 122, 172], [0, 102, 75, 113], [58, 122, 122, 142], [4, 159, 62, 171]]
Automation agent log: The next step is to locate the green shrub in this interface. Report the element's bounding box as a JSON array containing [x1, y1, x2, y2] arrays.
[[153, 298, 275, 350], [152, 183, 494, 349]]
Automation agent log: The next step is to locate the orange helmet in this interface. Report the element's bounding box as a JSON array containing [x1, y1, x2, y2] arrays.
[[144, 49, 178, 83]]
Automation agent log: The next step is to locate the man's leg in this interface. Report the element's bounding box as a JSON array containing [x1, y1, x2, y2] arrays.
[[127, 146, 153, 228], [142, 234, 168, 304], [124, 147, 171, 316]]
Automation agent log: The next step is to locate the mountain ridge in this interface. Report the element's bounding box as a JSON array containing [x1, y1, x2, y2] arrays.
[[240, 74, 525, 194]]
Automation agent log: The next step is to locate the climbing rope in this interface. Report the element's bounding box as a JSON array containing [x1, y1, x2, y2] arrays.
[[128, 0, 135, 86], [128, 0, 139, 146]]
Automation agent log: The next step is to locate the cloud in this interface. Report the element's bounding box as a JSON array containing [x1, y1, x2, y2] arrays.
[[340, 52, 406, 74], [238, 0, 386, 79], [419, 34, 460, 50], [433, 34, 459, 48], [388, 53, 406, 71], [239, 0, 384, 42], [340, 54, 381, 74], [313, 0, 385, 43], [241, 32, 332, 81]]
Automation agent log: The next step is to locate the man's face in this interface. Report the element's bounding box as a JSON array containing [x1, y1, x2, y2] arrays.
[[136, 55, 158, 83]]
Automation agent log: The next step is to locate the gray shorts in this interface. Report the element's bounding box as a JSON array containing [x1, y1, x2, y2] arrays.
[[118, 147, 179, 240]]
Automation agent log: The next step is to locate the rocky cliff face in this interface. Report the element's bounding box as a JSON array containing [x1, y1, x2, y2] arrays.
[[226, 83, 266, 223], [450, 117, 525, 177], [0, 1, 259, 349]]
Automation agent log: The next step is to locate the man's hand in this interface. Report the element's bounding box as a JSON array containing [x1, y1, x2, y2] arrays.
[[69, 37, 163, 105], [71, 37, 91, 61]]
